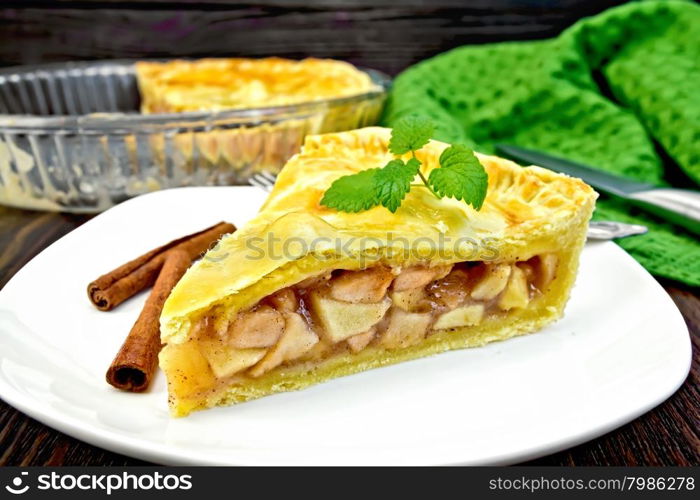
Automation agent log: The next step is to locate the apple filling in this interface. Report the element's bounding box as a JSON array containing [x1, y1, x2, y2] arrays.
[[174, 254, 558, 387]]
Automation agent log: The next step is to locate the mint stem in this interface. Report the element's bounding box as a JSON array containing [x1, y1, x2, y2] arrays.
[[412, 152, 440, 199]]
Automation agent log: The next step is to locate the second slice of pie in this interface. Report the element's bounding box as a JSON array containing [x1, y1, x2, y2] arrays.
[[159, 127, 597, 416]]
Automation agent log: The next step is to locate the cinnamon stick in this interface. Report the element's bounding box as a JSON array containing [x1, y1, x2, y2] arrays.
[[88, 221, 235, 311], [106, 250, 191, 392]]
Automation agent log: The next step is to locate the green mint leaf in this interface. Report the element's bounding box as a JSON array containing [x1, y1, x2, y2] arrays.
[[428, 145, 488, 210], [374, 158, 421, 213], [387, 116, 435, 155], [320, 168, 380, 212]]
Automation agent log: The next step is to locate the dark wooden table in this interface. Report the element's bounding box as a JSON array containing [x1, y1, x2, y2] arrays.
[[0, 0, 698, 467]]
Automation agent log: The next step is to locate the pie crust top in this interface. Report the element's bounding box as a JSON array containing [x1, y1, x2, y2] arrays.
[[135, 57, 378, 113], [160, 127, 597, 342]]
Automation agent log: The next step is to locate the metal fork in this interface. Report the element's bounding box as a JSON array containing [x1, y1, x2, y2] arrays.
[[249, 171, 278, 192], [249, 172, 648, 240]]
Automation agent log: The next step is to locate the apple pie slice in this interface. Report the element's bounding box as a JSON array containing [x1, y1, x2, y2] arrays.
[[159, 127, 597, 416]]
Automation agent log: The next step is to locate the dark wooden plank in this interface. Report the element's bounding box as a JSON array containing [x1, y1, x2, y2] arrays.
[[0, 1, 625, 75], [0, 208, 91, 289]]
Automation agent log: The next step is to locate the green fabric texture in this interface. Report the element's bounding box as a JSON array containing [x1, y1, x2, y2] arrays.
[[382, 0, 700, 286]]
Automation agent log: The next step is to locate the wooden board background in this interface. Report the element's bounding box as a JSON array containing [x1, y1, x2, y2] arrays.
[[1, 0, 625, 75]]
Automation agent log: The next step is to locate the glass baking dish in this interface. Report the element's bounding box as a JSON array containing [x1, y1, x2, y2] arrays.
[[0, 60, 390, 212]]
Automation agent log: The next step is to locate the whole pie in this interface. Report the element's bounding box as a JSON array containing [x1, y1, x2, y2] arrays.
[[132, 58, 383, 178], [135, 57, 378, 113], [159, 127, 597, 416]]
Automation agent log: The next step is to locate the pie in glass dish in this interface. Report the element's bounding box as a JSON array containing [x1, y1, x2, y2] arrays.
[[132, 58, 384, 181], [159, 127, 597, 416]]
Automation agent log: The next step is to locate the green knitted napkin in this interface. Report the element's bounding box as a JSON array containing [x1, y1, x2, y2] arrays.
[[382, 0, 700, 286]]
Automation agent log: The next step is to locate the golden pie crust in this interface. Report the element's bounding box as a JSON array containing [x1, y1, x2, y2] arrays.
[[135, 57, 377, 113]]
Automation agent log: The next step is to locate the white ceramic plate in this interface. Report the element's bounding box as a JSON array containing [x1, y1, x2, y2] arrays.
[[0, 187, 691, 465]]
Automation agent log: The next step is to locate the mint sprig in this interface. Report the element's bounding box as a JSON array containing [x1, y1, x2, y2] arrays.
[[320, 117, 488, 213]]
